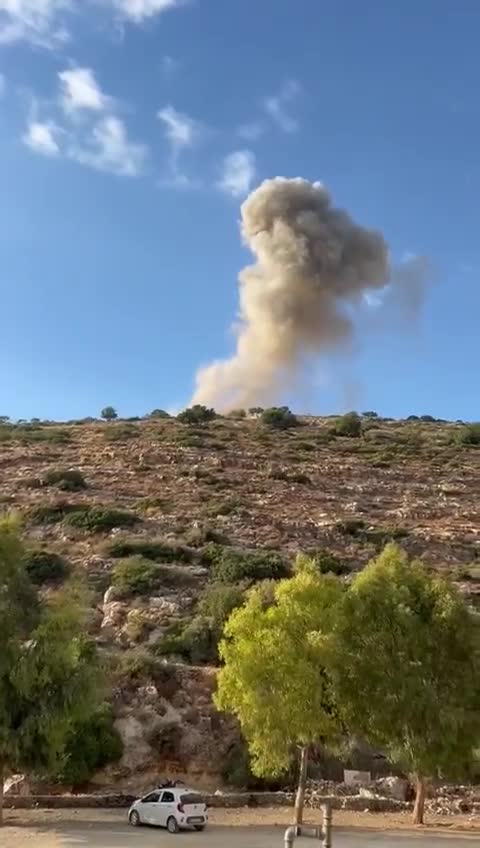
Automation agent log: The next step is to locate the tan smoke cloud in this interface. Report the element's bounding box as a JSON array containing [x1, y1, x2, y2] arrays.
[[191, 176, 422, 411]]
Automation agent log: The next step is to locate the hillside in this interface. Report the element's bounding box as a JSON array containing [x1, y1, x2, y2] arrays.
[[1, 412, 479, 790]]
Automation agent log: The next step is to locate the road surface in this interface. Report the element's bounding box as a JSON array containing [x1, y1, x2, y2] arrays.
[[2, 821, 477, 848]]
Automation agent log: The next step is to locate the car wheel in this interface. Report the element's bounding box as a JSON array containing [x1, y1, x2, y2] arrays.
[[129, 811, 141, 827], [167, 816, 180, 834], [194, 825, 205, 831]]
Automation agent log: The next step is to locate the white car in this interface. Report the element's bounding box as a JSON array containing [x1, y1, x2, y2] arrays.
[[128, 786, 208, 833]]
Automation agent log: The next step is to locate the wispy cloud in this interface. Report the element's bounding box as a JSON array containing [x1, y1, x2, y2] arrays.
[[218, 150, 256, 198], [59, 67, 109, 115], [157, 104, 201, 188], [23, 120, 61, 156], [0, 0, 71, 47], [264, 79, 301, 133], [0, 0, 190, 47], [69, 115, 147, 176], [112, 0, 187, 23], [157, 104, 198, 147]]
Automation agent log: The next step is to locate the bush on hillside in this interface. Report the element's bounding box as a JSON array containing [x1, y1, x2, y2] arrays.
[[53, 705, 123, 785], [197, 582, 246, 633], [64, 507, 140, 533], [227, 409, 247, 420], [204, 544, 288, 584], [101, 406, 118, 421], [149, 409, 171, 419], [43, 469, 87, 492], [29, 502, 79, 525], [248, 407, 264, 416], [307, 549, 350, 577], [23, 550, 70, 584], [333, 411, 362, 438], [261, 406, 298, 430], [111, 557, 159, 595], [104, 424, 140, 442], [106, 538, 193, 563], [362, 411, 378, 419], [156, 617, 218, 665], [456, 423, 480, 446], [177, 405, 216, 425]]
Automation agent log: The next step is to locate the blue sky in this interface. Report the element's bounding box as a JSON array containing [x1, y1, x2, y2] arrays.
[[1, 0, 479, 422]]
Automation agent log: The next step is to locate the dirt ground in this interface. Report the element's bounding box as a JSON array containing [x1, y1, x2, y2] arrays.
[[0, 807, 478, 847]]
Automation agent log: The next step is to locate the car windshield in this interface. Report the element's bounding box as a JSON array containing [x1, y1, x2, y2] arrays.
[[180, 794, 204, 805]]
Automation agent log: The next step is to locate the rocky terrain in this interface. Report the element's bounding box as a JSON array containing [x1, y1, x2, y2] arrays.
[[1, 412, 479, 791]]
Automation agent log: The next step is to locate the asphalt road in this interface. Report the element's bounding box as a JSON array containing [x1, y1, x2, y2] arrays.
[[20, 821, 479, 848]]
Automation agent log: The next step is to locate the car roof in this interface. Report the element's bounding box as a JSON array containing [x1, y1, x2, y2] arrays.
[[155, 786, 199, 794]]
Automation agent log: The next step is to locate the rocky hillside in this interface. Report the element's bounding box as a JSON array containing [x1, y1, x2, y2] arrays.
[[1, 412, 479, 790]]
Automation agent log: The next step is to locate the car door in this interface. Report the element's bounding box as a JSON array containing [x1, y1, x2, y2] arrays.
[[139, 791, 161, 825], [158, 790, 176, 826]]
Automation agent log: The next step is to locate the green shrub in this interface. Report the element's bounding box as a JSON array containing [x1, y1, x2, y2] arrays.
[[111, 557, 159, 595], [43, 469, 87, 491], [149, 409, 170, 419], [261, 406, 298, 430], [248, 407, 264, 416], [53, 705, 123, 785], [308, 549, 350, 576], [156, 616, 218, 665], [177, 405, 216, 425], [65, 507, 140, 533], [23, 550, 70, 584], [333, 411, 362, 437], [420, 414, 436, 423], [29, 502, 79, 525], [184, 525, 229, 548], [101, 406, 118, 421], [336, 519, 408, 547], [362, 411, 378, 419], [456, 423, 480, 446], [106, 538, 193, 563], [204, 544, 287, 584], [116, 647, 158, 680], [197, 582, 246, 633]]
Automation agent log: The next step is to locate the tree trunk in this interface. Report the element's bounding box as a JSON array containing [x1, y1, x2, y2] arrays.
[[0, 760, 4, 827], [294, 746, 309, 826], [412, 774, 426, 825]]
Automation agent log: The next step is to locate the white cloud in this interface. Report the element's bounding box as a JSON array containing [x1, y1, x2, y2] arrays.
[[69, 115, 147, 176], [264, 79, 301, 133], [112, 0, 185, 22], [0, 0, 71, 47], [157, 104, 198, 148], [218, 150, 256, 198], [23, 120, 61, 156], [59, 67, 108, 115]]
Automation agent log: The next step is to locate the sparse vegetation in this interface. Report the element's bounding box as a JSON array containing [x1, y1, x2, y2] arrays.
[[29, 502, 79, 525], [177, 404, 216, 425], [111, 557, 159, 595], [456, 423, 480, 446], [261, 406, 298, 430], [204, 544, 288, 584], [23, 550, 70, 584], [106, 538, 193, 563], [64, 506, 140, 532], [101, 406, 118, 421], [43, 469, 87, 491], [333, 411, 362, 437], [104, 423, 140, 442]]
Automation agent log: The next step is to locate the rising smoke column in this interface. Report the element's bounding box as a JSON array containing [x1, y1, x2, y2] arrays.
[[192, 177, 391, 411]]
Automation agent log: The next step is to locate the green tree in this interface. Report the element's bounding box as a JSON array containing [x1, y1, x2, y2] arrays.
[[261, 406, 298, 430], [215, 559, 343, 824], [101, 406, 118, 421], [0, 516, 101, 824], [333, 411, 362, 437], [177, 404, 216, 424], [328, 544, 480, 824]]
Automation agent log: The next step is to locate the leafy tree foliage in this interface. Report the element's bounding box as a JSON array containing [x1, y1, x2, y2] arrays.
[[328, 544, 480, 824], [177, 405, 216, 424], [53, 705, 122, 785], [215, 560, 343, 823], [261, 406, 298, 430], [333, 411, 362, 437], [101, 406, 118, 421], [64, 506, 139, 533], [23, 550, 70, 584], [0, 516, 101, 823]]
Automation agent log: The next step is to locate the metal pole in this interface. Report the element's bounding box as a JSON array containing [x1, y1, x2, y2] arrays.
[[283, 803, 332, 846], [322, 802, 332, 848]]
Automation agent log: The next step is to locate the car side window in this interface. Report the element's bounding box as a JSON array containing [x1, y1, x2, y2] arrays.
[[161, 791, 175, 803], [142, 792, 160, 803]]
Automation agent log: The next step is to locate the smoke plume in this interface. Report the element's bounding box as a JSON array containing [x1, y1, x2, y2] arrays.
[[192, 177, 420, 411]]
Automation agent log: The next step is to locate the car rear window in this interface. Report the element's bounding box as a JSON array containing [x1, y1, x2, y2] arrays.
[[181, 793, 204, 805]]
